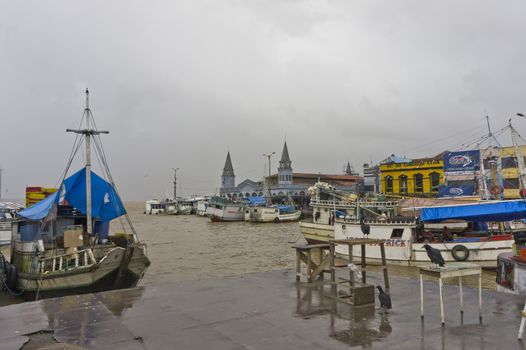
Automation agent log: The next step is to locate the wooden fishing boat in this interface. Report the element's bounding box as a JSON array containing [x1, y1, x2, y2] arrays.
[[0, 89, 150, 299]]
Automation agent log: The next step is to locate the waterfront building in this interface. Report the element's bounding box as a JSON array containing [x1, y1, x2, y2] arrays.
[[380, 154, 443, 196], [363, 163, 380, 194], [219, 142, 362, 198], [497, 145, 526, 199]]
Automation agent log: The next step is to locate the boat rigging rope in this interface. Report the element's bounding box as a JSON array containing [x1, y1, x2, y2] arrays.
[[90, 112, 140, 241]]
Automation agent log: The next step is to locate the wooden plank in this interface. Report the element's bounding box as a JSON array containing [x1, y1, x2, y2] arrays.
[[309, 257, 330, 280], [298, 252, 319, 270], [292, 243, 330, 250]]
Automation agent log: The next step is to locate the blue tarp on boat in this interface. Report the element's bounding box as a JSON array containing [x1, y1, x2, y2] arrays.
[[246, 196, 267, 206], [17, 192, 59, 220], [18, 168, 126, 222], [421, 200, 526, 223], [277, 205, 294, 213]]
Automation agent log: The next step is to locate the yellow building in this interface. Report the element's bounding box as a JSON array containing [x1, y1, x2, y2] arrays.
[[380, 157, 444, 196], [497, 145, 526, 199]]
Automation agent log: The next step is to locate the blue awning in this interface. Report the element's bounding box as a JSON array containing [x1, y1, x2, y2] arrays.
[[18, 168, 126, 222], [421, 200, 526, 222]]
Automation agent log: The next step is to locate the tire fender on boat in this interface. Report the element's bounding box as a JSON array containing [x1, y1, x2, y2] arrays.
[[451, 245, 470, 261], [5, 264, 17, 291]]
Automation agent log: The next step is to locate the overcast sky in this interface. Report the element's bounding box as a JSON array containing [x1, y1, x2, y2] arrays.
[[1, 1, 526, 201]]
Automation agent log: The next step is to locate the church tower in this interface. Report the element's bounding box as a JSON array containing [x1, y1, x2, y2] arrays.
[[278, 141, 293, 186], [221, 151, 236, 193]]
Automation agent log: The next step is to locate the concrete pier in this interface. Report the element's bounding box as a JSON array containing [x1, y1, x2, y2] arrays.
[[0, 269, 524, 349]]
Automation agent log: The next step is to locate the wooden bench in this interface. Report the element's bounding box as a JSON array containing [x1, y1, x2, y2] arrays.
[[292, 243, 331, 282]]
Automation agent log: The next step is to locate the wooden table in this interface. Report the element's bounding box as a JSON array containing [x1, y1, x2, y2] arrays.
[[419, 263, 482, 326], [329, 238, 389, 306], [292, 243, 331, 282]]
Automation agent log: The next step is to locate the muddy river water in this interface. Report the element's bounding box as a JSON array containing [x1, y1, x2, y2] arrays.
[[0, 201, 497, 305]]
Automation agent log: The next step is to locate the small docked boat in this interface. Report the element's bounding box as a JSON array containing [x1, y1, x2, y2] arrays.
[[0, 89, 150, 298], [0, 203, 24, 246], [276, 206, 302, 222], [206, 196, 245, 222], [196, 199, 208, 216], [244, 195, 301, 223], [334, 200, 517, 267], [176, 200, 193, 215]]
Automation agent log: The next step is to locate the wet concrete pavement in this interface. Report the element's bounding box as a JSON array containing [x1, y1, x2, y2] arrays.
[[1, 269, 525, 350]]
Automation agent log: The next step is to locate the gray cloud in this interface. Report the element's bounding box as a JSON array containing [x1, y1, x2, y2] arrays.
[[1, 0, 526, 200]]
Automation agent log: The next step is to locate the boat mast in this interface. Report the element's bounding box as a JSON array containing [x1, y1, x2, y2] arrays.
[[67, 89, 109, 234], [510, 120, 526, 192]]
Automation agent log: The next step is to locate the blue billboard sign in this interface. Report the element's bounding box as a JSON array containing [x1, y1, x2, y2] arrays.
[[443, 150, 480, 173], [437, 184, 476, 197]]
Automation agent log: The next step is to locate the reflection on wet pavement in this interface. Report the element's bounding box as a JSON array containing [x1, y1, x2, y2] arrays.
[[1, 269, 525, 349]]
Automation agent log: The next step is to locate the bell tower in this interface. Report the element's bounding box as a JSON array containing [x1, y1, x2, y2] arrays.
[[221, 151, 235, 192], [278, 142, 293, 186]]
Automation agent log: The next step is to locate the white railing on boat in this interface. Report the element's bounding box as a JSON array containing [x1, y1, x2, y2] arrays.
[[336, 218, 416, 226], [39, 248, 97, 273], [0, 221, 11, 230], [309, 199, 400, 208]]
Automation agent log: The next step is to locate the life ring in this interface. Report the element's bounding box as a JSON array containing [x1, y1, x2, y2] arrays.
[[451, 245, 470, 261]]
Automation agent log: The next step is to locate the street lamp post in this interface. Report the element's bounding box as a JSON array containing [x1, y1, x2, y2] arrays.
[[263, 152, 275, 203], [173, 168, 179, 200], [263, 152, 275, 180]]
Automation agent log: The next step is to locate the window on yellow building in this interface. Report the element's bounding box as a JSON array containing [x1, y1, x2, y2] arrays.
[[503, 178, 520, 189], [399, 175, 408, 194], [385, 176, 393, 193], [502, 157, 518, 169], [430, 172, 440, 192], [414, 173, 424, 193]]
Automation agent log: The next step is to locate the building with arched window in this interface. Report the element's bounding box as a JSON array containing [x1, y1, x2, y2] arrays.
[[379, 154, 444, 196], [219, 142, 362, 198]]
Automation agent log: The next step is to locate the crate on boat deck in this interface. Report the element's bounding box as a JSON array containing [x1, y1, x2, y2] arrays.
[[63, 225, 84, 248]]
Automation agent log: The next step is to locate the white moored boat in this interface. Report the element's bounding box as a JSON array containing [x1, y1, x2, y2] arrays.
[[206, 197, 245, 222], [334, 200, 518, 267]]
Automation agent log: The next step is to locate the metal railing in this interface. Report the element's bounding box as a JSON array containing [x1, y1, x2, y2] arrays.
[[336, 217, 416, 225], [309, 199, 399, 208]]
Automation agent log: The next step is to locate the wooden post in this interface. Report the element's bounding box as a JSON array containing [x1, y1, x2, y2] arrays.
[[318, 248, 324, 278], [296, 249, 300, 282], [307, 249, 312, 283], [330, 243, 336, 296], [479, 273, 483, 323], [439, 277, 445, 326], [420, 273, 424, 320], [380, 243, 390, 291], [361, 244, 366, 284], [459, 276, 464, 316]]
